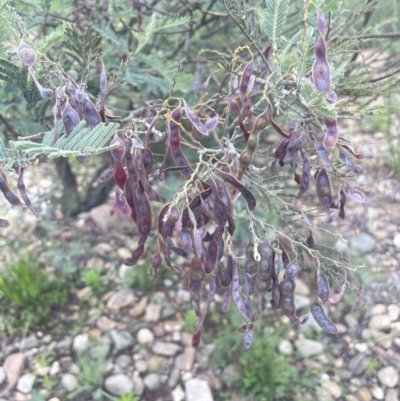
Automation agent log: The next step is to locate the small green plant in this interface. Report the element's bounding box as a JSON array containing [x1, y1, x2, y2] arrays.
[[236, 327, 315, 401], [115, 393, 139, 401], [123, 265, 153, 291], [42, 375, 54, 393], [365, 357, 380, 375], [81, 269, 104, 294], [183, 309, 197, 333], [68, 345, 112, 400], [0, 253, 69, 330]]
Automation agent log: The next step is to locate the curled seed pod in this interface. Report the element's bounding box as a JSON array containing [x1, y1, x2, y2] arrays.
[[39, 87, 53, 99], [183, 100, 208, 136], [123, 237, 145, 266], [267, 103, 289, 138], [316, 269, 330, 302], [316, 168, 333, 208], [339, 190, 346, 219], [151, 252, 162, 279], [242, 330, 255, 350], [323, 117, 338, 150], [115, 188, 132, 216], [284, 261, 299, 280], [329, 271, 347, 305], [204, 114, 219, 132], [283, 130, 298, 164], [17, 166, 39, 218], [82, 96, 101, 126], [245, 272, 257, 296], [218, 170, 256, 211], [306, 230, 315, 248], [17, 41, 36, 67], [347, 184, 366, 203], [0, 218, 10, 227], [0, 169, 23, 206], [221, 287, 230, 313], [204, 239, 218, 274], [314, 138, 333, 172], [298, 153, 311, 196], [221, 254, 234, 288], [339, 147, 361, 174], [207, 276, 217, 308], [192, 331, 202, 348], [239, 60, 255, 122], [341, 144, 365, 159], [98, 170, 113, 182], [312, 37, 331, 92], [134, 150, 162, 202], [62, 100, 80, 136], [311, 300, 338, 334]]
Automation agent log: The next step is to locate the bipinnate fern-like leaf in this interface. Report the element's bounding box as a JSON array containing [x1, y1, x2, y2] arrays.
[[0, 139, 29, 171], [14, 121, 120, 158], [63, 23, 101, 78], [263, 0, 290, 49]]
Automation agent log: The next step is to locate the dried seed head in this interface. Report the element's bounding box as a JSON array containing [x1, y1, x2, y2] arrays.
[[17, 41, 36, 67]]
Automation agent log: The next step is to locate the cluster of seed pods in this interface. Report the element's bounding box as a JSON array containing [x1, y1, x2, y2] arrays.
[[0, 166, 39, 226], [17, 41, 104, 149]]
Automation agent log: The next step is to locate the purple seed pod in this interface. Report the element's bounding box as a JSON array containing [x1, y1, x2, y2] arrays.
[[17, 41, 36, 67], [242, 330, 255, 350], [311, 300, 338, 334], [39, 87, 53, 99], [0, 218, 9, 228], [82, 96, 101, 126], [62, 100, 80, 135], [316, 168, 333, 208], [347, 184, 366, 203]]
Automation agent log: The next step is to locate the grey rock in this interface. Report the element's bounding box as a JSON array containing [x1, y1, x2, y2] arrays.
[[115, 354, 132, 369], [104, 374, 134, 396], [110, 330, 133, 351], [132, 373, 144, 396], [97, 316, 116, 331], [136, 328, 154, 344], [16, 373, 36, 393], [393, 233, 400, 250], [344, 314, 359, 330], [144, 373, 161, 391], [77, 286, 93, 301], [129, 296, 148, 317], [168, 367, 180, 388], [89, 336, 112, 359], [278, 339, 293, 355], [385, 389, 399, 401], [144, 303, 161, 322], [162, 304, 176, 319], [172, 385, 186, 401], [350, 232, 376, 254], [348, 353, 367, 375], [388, 304, 400, 322], [321, 380, 342, 399], [152, 341, 182, 357], [377, 366, 399, 388], [107, 289, 136, 310], [221, 364, 238, 387], [357, 387, 372, 401], [295, 338, 324, 357], [185, 378, 214, 401], [175, 346, 196, 371], [371, 386, 384, 400], [49, 361, 61, 376], [57, 336, 72, 350], [135, 359, 148, 373], [0, 367, 6, 386], [20, 334, 38, 350], [42, 334, 52, 344], [369, 315, 392, 331], [371, 304, 387, 315], [73, 333, 89, 352], [61, 374, 79, 391], [177, 289, 191, 302]]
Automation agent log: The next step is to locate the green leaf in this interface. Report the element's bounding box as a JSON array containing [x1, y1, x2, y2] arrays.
[[263, 0, 290, 49], [13, 121, 120, 158]]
